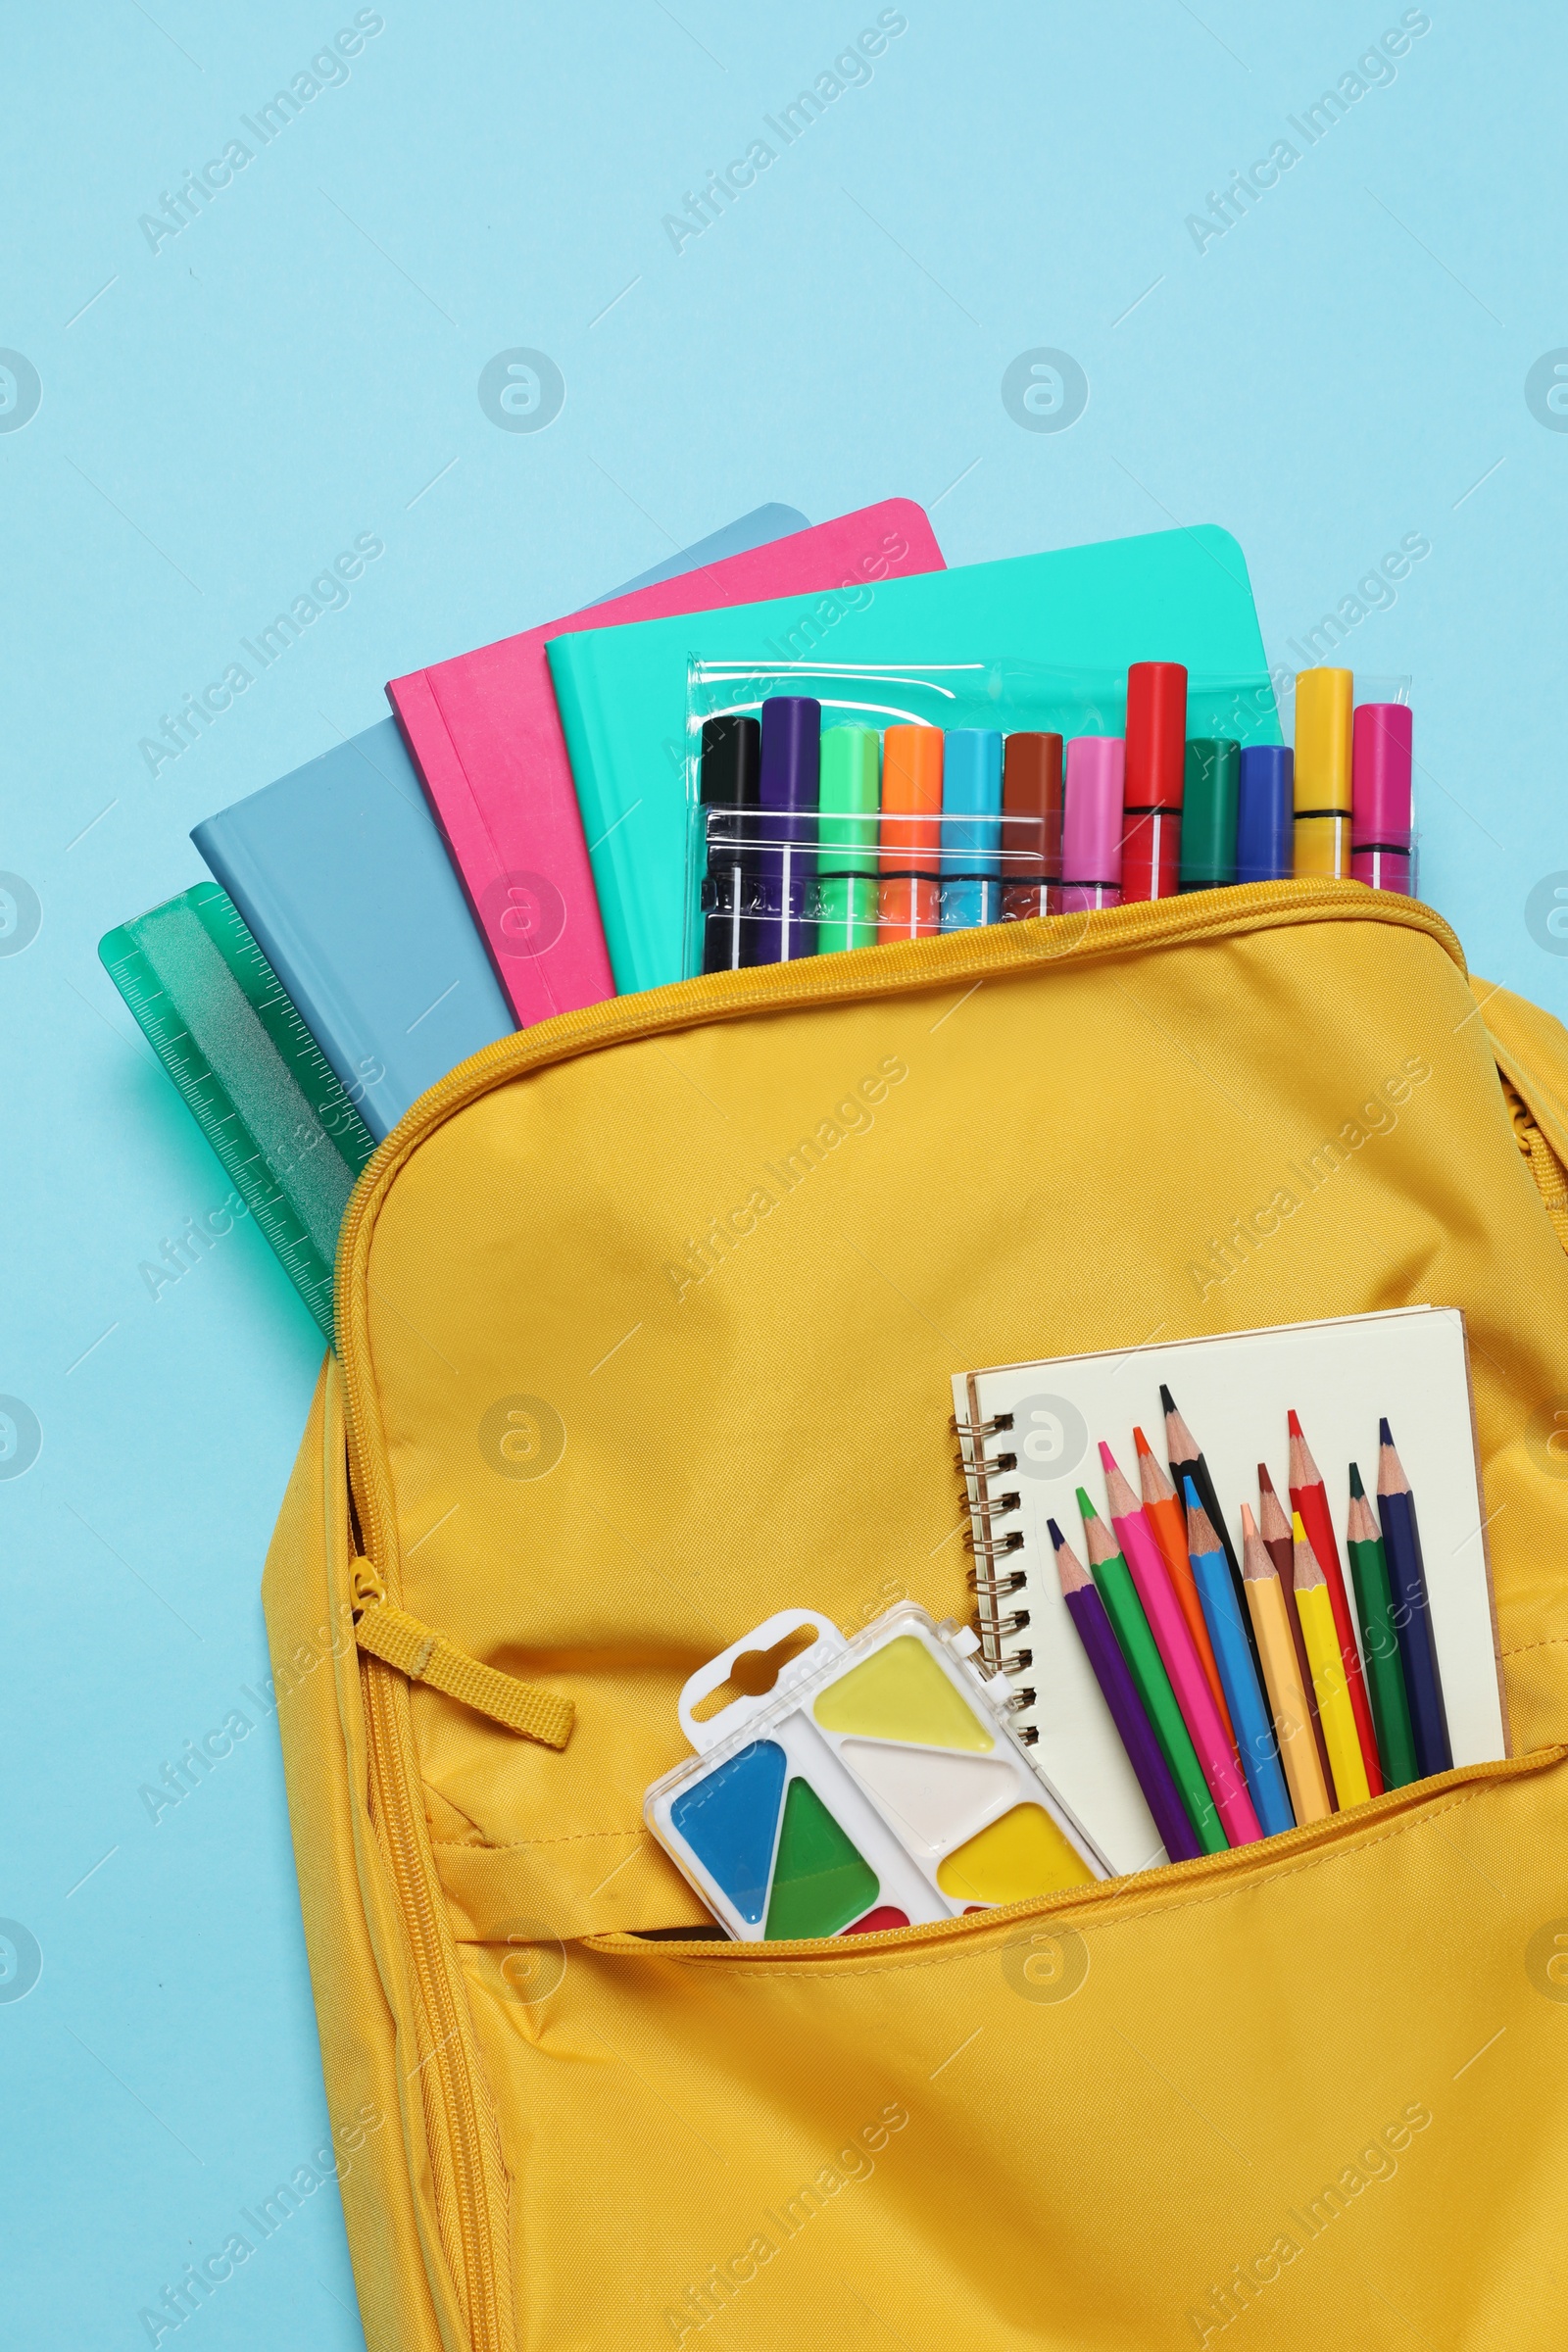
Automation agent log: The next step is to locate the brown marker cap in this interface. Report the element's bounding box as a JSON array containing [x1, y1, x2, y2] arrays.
[[1002, 732, 1063, 878]]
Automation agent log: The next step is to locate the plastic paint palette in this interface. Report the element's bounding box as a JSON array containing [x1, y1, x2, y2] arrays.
[[645, 1607, 1107, 1941]]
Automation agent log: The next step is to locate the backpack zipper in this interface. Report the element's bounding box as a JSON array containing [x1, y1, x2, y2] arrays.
[[330, 879, 1465, 2348]]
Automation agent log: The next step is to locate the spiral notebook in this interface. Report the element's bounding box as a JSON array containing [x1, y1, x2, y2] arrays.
[[953, 1307, 1506, 1876]]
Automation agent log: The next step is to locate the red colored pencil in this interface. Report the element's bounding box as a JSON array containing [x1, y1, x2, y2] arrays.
[[1287, 1409, 1383, 1795]]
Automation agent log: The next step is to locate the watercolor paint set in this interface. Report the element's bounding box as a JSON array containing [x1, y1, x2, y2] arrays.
[[644, 1605, 1109, 1942]]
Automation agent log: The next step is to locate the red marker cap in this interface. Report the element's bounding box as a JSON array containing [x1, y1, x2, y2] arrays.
[[1125, 663, 1188, 810], [1122, 662, 1187, 900]]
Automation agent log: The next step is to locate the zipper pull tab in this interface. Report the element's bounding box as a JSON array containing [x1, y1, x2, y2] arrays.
[[351, 1560, 574, 1750], [351, 1553, 385, 1613]]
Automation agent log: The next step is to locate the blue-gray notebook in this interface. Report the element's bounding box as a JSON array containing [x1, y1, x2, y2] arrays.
[[191, 508, 810, 1143], [191, 718, 513, 1142]]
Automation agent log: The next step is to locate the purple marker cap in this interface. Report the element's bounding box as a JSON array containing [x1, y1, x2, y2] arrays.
[[1351, 704, 1412, 842], [1061, 736, 1125, 887], [760, 697, 821, 811]]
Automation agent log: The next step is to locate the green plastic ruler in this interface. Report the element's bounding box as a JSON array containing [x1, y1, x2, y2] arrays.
[[99, 883, 376, 1342]]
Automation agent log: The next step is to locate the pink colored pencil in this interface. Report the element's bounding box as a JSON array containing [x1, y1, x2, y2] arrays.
[[1101, 1442, 1262, 1845]]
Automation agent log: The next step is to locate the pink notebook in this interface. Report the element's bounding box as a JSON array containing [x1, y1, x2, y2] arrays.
[[386, 500, 945, 1026]]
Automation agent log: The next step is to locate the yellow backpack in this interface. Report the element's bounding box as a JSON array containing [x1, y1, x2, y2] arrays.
[[265, 881, 1568, 2351]]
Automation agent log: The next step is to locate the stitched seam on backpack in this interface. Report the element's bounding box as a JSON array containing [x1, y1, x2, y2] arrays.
[[638, 1771, 1555, 1979], [429, 1827, 645, 1850]]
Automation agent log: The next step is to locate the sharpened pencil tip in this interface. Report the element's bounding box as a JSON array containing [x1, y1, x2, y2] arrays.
[[1240, 1501, 1257, 1540], [1075, 1486, 1098, 1522], [1287, 1407, 1303, 1439], [1133, 1425, 1152, 1456], [1292, 1508, 1307, 1544], [1348, 1461, 1365, 1499], [1379, 1416, 1394, 1446], [1158, 1383, 1176, 1414], [1047, 1517, 1063, 1548], [1257, 1462, 1277, 1495], [1182, 1473, 1201, 1511], [1098, 1438, 1116, 1472]]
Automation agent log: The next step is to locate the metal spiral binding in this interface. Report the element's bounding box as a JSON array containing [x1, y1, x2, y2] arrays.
[[950, 1409, 1035, 1730]]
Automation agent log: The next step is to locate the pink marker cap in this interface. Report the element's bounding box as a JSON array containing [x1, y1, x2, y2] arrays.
[[1351, 704, 1412, 842], [1061, 736, 1125, 888]]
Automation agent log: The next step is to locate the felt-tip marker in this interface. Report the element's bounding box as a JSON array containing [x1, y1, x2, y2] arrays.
[[1294, 667, 1352, 878], [941, 728, 1004, 931], [1121, 662, 1187, 901], [699, 714, 761, 973], [1236, 746, 1294, 883], [1060, 737, 1124, 911], [1351, 704, 1413, 895], [758, 696, 819, 963], [1001, 732, 1062, 919], [1179, 739, 1239, 892]]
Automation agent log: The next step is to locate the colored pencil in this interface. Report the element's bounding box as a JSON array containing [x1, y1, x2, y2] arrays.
[[1051, 1518, 1201, 1864], [1376, 1419, 1452, 1777], [1161, 1386, 1265, 1690], [1183, 1481, 1295, 1836], [1287, 1409, 1384, 1795], [1242, 1503, 1331, 1825], [1293, 1511, 1370, 1808], [1100, 1445, 1262, 1845], [1257, 1463, 1336, 1806], [1134, 1426, 1236, 1745], [1346, 1464, 1419, 1788], [1076, 1488, 1226, 1854]]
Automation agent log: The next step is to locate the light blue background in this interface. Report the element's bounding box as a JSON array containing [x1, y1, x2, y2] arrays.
[[3, 4, 1562, 2342]]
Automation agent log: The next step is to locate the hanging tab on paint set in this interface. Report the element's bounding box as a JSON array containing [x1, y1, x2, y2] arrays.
[[645, 1604, 1111, 1943]]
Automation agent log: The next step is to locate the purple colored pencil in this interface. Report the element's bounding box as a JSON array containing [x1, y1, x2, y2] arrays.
[[1050, 1516, 1201, 1865]]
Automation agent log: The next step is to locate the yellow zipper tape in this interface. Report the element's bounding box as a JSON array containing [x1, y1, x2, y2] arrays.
[[355, 1592, 574, 1748]]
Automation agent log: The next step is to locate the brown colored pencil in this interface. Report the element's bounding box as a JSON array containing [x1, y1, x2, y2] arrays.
[[1257, 1462, 1336, 1808]]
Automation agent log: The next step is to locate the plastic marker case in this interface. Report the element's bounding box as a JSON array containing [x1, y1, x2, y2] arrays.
[[681, 659, 1415, 976], [645, 1605, 1109, 1941]]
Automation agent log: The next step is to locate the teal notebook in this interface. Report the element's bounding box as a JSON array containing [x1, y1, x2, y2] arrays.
[[547, 526, 1277, 996]]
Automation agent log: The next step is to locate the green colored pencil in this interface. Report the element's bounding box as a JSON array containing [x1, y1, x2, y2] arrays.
[[816, 726, 880, 951], [1077, 1487, 1227, 1854], [1347, 1464, 1419, 1788]]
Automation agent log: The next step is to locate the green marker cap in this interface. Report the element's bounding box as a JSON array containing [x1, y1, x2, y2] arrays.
[[1180, 737, 1240, 890], [818, 725, 880, 871]]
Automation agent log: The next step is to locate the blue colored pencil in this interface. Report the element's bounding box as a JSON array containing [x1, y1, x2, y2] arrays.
[[1183, 1479, 1296, 1836], [1376, 1420, 1451, 1777]]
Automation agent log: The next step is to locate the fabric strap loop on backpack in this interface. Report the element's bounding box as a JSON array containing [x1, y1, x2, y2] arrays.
[[354, 1592, 576, 1749]]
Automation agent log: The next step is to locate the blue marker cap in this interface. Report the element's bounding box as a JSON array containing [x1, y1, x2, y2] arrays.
[[941, 728, 1004, 819], [941, 729, 1004, 931], [1236, 746, 1294, 883]]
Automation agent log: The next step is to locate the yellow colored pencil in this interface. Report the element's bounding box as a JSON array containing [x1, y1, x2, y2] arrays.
[[1242, 1504, 1331, 1825], [1293, 1510, 1369, 1809]]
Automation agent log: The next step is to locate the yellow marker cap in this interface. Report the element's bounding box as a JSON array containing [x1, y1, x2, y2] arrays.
[[1294, 668, 1353, 812]]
